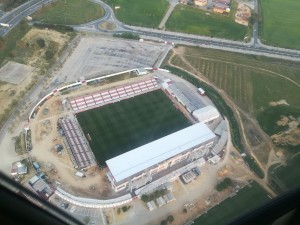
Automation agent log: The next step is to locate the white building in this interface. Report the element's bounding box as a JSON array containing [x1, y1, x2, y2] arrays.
[[106, 123, 216, 192], [192, 105, 220, 123]]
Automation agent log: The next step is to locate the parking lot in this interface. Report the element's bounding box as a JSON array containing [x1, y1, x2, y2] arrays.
[[56, 36, 168, 83], [69, 205, 102, 217], [54, 197, 105, 225]]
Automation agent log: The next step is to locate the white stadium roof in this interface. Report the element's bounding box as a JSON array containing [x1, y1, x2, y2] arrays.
[[106, 123, 216, 182], [192, 105, 220, 123]]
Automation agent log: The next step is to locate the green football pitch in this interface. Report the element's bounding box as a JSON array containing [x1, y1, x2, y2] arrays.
[[76, 90, 191, 165]]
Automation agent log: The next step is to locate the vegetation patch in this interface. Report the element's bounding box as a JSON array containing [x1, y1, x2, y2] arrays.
[[257, 105, 300, 136], [193, 181, 270, 225], [166, 5, 248, 40], [113, 32, 140, 40], [141, 189, 168, 203], [269, 154, 300, 193], [32, 0, 104, 25], [103, 0, 168, 28], [216, 177, 233, 192], [77, 90, 191, 165], [260, 0, 300, 49], [0, 0, 27, 11]]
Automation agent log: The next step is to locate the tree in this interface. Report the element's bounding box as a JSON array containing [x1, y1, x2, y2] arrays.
[[154, 190, 161, 198], [141, 194, 149, 202], [160, 220, 167, 225], [167, 215, 174, 223], [83, 216, 90, 224], [36, 38, 46, 48], [248, 13, 259, 28], [122, 205, 128, 212], [216, 177, 233, 192], [183, 208, 188, 213], [45, 49, 55, 60]]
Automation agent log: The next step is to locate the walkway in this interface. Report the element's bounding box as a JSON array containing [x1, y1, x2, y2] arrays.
[[158, 0, 178, 29]]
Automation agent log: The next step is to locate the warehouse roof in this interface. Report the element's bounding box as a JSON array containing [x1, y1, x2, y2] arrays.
[[106, 123, 216, 182]]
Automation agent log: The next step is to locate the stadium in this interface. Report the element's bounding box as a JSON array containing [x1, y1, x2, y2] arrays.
[[30, 69, 226, 194]]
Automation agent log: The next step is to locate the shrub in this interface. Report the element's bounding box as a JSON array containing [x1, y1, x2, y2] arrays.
[[36, 38, 46, 48], [167, 215, 174, 223], [216, 177, 233, 192], [45, 49, 55, 60], [141, 194, 149, 202], [160, 220, 167, 225], [122, 206, 129, 212]]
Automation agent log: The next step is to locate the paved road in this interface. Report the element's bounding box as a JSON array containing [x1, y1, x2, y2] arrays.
[[0, 0, 54, 36], [158, 0, 178, 29], [252, 0, 259, 47], [1, 0, 300, 61]]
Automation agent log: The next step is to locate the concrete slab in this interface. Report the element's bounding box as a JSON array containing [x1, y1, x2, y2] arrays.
[[0, 61, 33, 84]]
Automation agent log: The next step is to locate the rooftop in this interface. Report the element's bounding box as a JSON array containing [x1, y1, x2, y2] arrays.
[[106, 123, 215, 182]]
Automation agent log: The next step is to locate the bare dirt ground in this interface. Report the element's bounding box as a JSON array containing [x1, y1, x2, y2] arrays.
[[272, 116, 300, 146], [167, 47, 282, 186], [98, 21, 117, 31], [55, 36, 168, 83], [20, 28, 71, 67], [235, 3, 251, 26], [0, 61, 33, 84], [0, 28, 71, 121]]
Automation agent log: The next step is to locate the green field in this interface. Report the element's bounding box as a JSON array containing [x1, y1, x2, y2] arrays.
[[193, 181, 270, 225], [260, 0, 300, 49], [32, 0, 104, 25], [269, 154, 300, 193], [76, 90, 191, 165], [169, 47, 300, 115], [166, 46, 300, 167], [257, 105, 300, 136], [103, 0, 168, 28], [0, 21, 30, 66], [166, 5, 248, 40]]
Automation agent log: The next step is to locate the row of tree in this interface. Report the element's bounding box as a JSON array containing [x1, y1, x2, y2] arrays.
[[160, 215, 174, 225]]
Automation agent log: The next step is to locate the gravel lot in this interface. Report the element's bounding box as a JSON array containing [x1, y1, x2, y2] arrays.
[[0, 61, 33, 84], [56, 36, 168, 83]]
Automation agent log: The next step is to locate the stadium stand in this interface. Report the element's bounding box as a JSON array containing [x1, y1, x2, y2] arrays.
[[59, 118, 96, 168], [69, 79, 158, 112]]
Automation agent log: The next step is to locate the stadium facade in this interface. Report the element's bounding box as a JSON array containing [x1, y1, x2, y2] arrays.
[[106, 123, 217, 192]]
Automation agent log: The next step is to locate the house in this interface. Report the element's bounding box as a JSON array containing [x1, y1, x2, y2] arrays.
[[11, 162, 28, 176], [179, 0, 190, 4], [213, 0, 231, 5], [213, 4, 229, 14], [194, 0, 208, 7]]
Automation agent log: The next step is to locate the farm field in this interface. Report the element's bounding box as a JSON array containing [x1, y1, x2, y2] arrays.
[[103, 0, 168, 28], [193, 181, 270, 225], [168, 46, 300, 115], [166, 5, 248, 40], [269, 154, 300, 193], [32, 0, 104, 25], [260, 0, 300, 49], [76, 90, 191, 165], [167, 46, 300, 166]]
